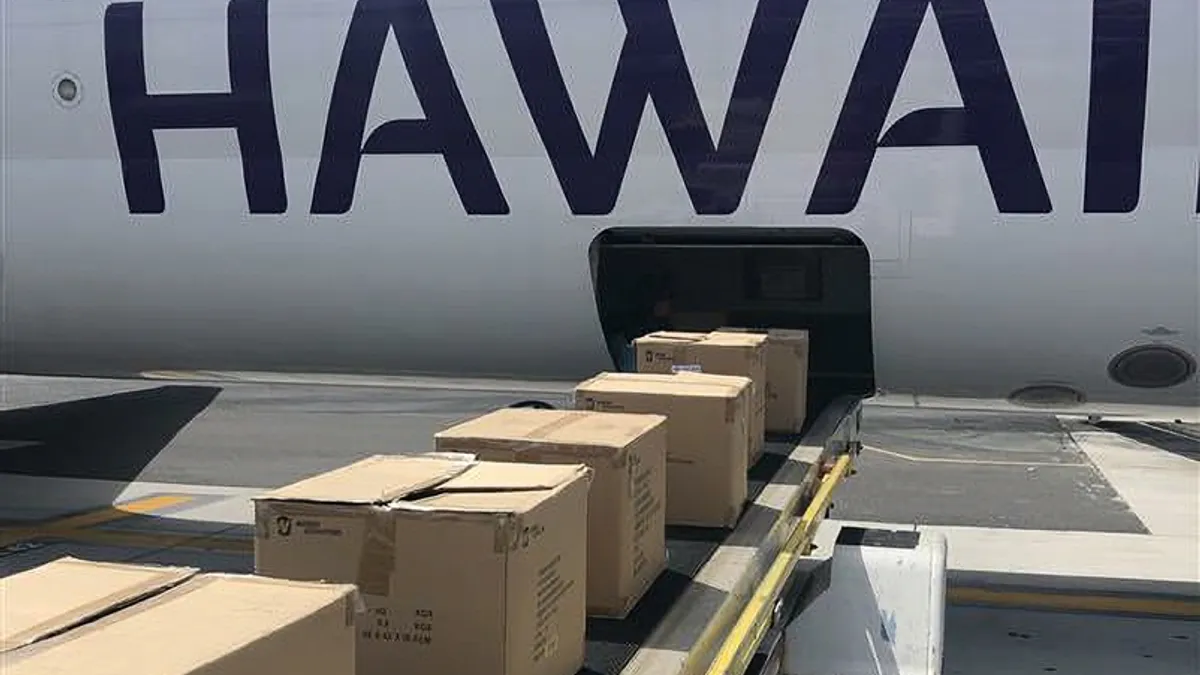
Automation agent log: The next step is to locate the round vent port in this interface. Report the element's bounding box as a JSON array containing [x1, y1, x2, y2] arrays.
[[1007, 384, 1087, 408], [52, 72, 82, 107], [1108, 345, 1197, 389]]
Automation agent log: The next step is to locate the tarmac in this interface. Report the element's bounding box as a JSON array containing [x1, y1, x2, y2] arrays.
[[0, 374, 1196, 674]]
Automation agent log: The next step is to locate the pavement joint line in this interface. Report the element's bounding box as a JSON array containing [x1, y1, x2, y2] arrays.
[[0, 494, 195, 546], [1, 526, 254, 555], [862, 445, 1089, 467]]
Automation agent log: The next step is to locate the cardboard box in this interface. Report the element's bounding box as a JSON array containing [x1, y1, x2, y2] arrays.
[[634, 331, 768, 463], [253, 455, 592, 675], [717, 327, 810, 435], [1, 557, 197, 656], [573, 372, 751, 528], [433, 408, 668, 618], [2, 556, 360, 675]]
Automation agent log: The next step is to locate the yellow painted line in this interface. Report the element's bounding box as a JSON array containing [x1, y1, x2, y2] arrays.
[[37, 494, 195, 532], [949, 587, 1200, 618], [705, 453, 853, 675], [863, 444, 1087, 468], [0, 495, 194, 548]]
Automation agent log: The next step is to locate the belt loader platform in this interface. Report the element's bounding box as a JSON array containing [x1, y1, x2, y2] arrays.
[[583, 394, 945, 675]]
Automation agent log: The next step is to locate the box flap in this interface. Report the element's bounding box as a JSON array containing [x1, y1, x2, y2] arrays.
[[257, 455, 590, 515], [671, 371, 758, 387], [706, 331, 768, 346], [434, 408, 666, 451], [4, 573, 360, 674], [255, 454, 475, 505], [636, 330, 765, 350], [765, 328, 810, 344], [636, 331, 708, 343], [408, 461, 591, 513], [436, 460, 588, 492], [416, 450, 480, 462], [576, 372, 750, 398], [718, 326, 809, 342], [1, 557, 198, 654]]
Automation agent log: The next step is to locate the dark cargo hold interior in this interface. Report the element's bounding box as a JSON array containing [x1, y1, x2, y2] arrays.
[[589, 226, 876, 422]]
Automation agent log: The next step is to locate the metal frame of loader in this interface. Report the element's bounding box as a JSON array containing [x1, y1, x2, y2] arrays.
[[709, 448, 856, 675], [701, 399, 860, 675]]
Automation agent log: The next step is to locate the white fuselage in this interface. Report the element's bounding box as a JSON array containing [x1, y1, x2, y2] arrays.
[[1, 0, 1197, 413]]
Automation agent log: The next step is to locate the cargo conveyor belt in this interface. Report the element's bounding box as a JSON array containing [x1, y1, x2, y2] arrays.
[[581, 395, 862, 675], [0, 395, 862, 675]]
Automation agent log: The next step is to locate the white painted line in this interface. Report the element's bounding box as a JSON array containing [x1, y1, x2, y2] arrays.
[[692, 545, 760, 594], [863, 444, 1087, 467], [821, 518, 1200, 585], [622, 647, 688, 675], [1060, 418, 1200, 538], [754, 483, 797, 511]]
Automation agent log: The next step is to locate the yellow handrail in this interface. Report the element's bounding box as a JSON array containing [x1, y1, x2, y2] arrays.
[[704, 453, 854, 675]]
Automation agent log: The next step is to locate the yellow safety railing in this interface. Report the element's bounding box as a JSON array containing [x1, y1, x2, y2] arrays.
[[704, 452, 854, 675]]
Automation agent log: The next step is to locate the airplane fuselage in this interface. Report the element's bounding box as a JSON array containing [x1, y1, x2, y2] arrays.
[[1, 0, 1197, 413]]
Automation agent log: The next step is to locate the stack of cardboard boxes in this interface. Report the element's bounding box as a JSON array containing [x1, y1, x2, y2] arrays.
[[431, 408, 668, 618], [632, 330, 769, 463], [572, 371, 751, 528], [3, 328, 809, 675], [715, 328, 811, 436], [253, 454, 593, 675]]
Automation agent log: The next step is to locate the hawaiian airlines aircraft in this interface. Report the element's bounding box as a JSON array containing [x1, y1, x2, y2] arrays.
[[0, 0, 1196, 418]]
